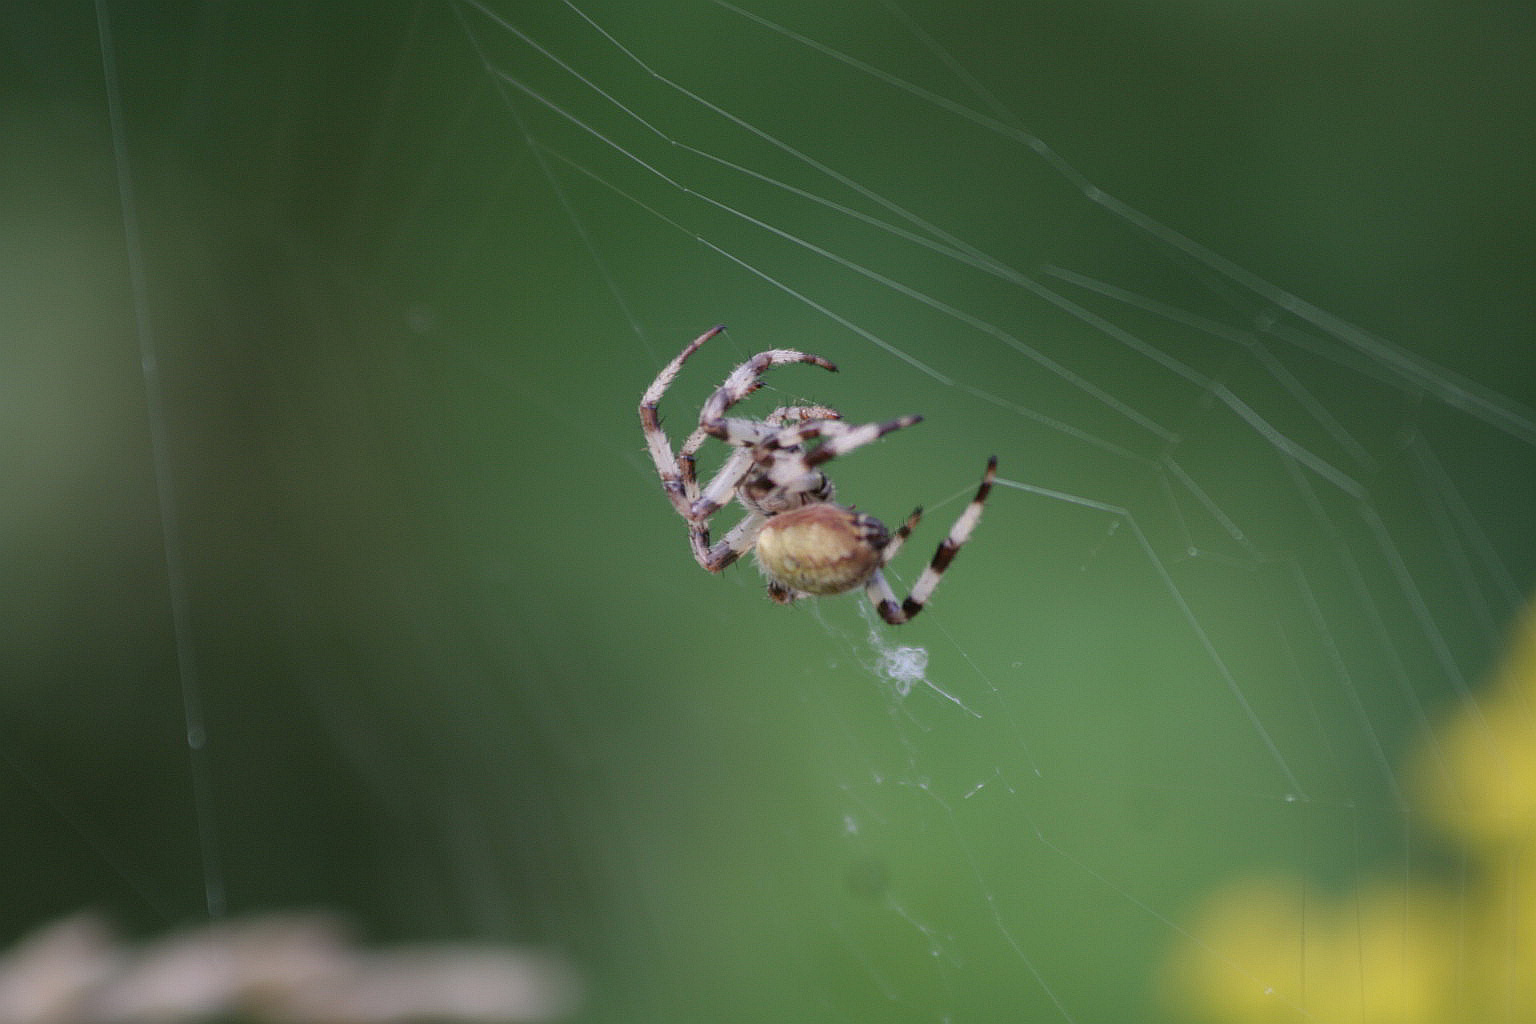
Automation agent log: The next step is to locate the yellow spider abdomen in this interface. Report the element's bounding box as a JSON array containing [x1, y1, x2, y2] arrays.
[[755, 504, 889, 597]]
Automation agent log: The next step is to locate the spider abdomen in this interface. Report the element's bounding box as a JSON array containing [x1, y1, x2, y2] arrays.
[[755, 504, 890, 597]]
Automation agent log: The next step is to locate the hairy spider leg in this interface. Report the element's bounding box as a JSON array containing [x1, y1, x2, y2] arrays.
[[865, 455, 998, 624], [639, 325, 728, 519], [639, 325, 839, 573], [879, 506, 925, 565], [676, 404, 842, 500], [688, 349, 838, 520], [753, 414, 924, 498], [689, 509, 767, 573]]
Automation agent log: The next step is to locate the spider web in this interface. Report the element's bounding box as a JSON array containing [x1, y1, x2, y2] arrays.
[[4, 2, 1536, 1022]]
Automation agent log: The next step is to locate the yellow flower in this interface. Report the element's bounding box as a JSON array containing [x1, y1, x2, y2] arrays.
[[1164, 875, 1456, 1023], [1413, 604, 1536, 850], [1168, 603, 1536, 1022]]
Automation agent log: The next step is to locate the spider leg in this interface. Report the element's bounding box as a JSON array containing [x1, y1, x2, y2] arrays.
[[864, 569, 908, 626], [682, 405, 839, 461], [699, 348, 837, 447], [640, 325, 728, 517], [691, 510, 766, 573], [688, 410, 845, 522], [865, 456, 997, 624], [803, 415, 922, 467], [765, 579, 799, 604], [763, 404, 842, 428], [690, 446, 759, 521], [640, 327, 787, 573], [752, 414, 923, 497], [879, 507, 924, 564], [710, 408, 841, 515], [680, 418, 779, 508]]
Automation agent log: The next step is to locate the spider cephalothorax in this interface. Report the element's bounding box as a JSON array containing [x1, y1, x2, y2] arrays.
[[639, 325, 996, 625]]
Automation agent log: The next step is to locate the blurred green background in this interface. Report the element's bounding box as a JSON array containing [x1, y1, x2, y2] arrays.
[[3, 2, 1534, 1021]]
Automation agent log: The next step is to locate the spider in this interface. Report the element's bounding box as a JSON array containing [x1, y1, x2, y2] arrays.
[[639, 325, 997, 624]]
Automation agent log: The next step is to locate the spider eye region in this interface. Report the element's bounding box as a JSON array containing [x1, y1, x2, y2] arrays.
[[755, 504, 889, 597]]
